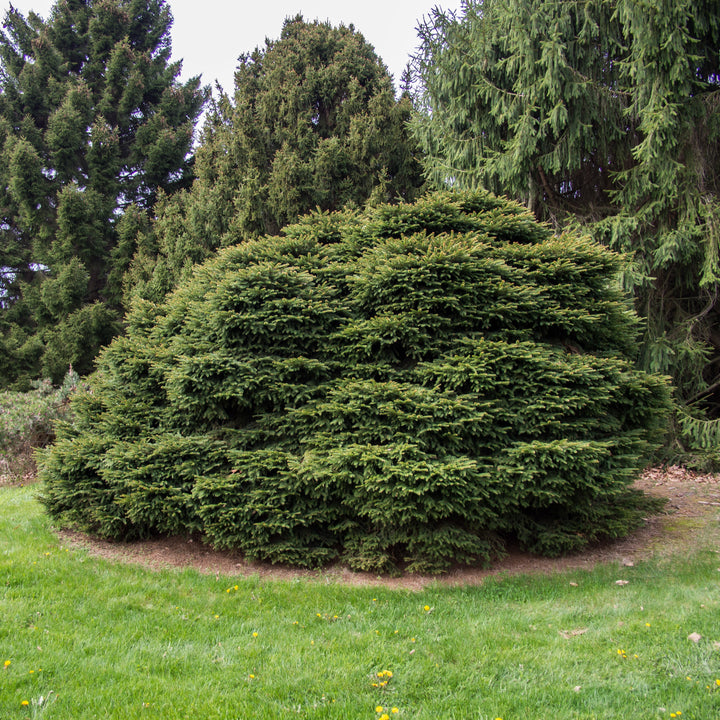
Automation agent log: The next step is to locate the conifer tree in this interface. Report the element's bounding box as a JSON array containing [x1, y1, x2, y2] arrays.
[[123, 14, 426, 306], [411, 0, 720, 461], [41, 190, 671, 573], [214, 15, 426, 238], [0, 0, 207, 388]]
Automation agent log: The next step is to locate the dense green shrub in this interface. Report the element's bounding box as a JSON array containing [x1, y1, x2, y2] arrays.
[[40, 191, 671, 572]]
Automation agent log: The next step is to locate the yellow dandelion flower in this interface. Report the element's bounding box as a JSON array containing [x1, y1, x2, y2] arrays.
[[234, 585, 238, 590], [21, 701, 29, 706], [249, 674, 255, 679], [376, 706, 384, 713], [423, 605, 430, 611], [391, 708, 399, 714], [252, 632, 258, 637], [3, 660, 10, 667], [716, 679, 720, 686], [380, 715, 390, 720]]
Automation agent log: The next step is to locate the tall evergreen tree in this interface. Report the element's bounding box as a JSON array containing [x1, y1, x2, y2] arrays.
[[125, 16, 426, 305], [411, 0, 720, 460], [213, 15, 426, 238], [0, 0, 207, 388]]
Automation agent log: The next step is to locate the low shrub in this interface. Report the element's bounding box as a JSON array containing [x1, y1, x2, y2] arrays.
[[40, 191, 671, 572], [0, 369, 78, 483]]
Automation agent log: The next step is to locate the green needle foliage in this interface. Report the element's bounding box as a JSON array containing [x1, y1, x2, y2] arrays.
[[411, 0, 720, 463], [124, 16, 426, 305], [41, 191, 671, 573], [0, 0, 207, 389]]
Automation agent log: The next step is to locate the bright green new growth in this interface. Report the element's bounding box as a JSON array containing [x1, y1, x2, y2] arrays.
[[40, 191, 671, 573]]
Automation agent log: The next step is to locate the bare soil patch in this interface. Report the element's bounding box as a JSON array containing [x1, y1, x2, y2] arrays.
[[52, 466, 720, 590]]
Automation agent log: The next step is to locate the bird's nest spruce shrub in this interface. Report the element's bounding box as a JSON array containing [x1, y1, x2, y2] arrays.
[[40, 191, 671, 573]]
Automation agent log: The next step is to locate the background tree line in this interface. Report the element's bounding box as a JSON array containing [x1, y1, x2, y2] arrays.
[[0, 0, 424, 389], [1, 0, 717, 464]]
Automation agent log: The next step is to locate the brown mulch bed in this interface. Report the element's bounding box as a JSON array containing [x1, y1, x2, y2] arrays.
[[52, 466, 720, 590]]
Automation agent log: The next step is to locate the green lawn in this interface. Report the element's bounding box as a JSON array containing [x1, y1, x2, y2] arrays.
[[1, 484, 719, 719]]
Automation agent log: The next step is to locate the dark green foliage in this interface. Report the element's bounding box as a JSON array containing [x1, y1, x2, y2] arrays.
[[0, 0, 207, 389], [123, 16, 426, 305], [212, 15, 426, 238], [41, 191, 671, 572], [411, 0, 720, 462]]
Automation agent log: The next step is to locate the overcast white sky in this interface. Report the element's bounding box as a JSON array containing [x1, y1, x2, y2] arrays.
[[3, 0, 450, 95]]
